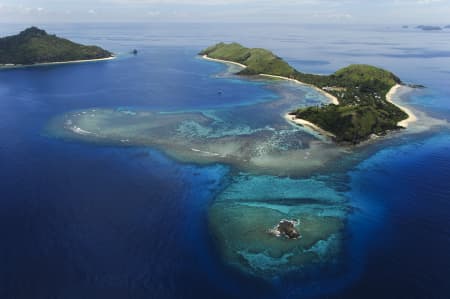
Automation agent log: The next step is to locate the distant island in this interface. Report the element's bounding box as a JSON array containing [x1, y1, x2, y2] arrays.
[[201, 42, 415, 144], [416, 25, 442, 31], [0, 27, 113, 67]]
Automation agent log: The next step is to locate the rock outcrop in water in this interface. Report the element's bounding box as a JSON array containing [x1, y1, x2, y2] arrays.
[[270, 219, 301, 239]]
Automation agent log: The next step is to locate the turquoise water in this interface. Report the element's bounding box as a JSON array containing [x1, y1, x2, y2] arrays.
[[1, 23, 450, 298]]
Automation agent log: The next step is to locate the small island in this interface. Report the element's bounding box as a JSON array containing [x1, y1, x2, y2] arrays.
[[0, 27, 113, 67], [416, 25, 442, 31], [201, 42, 414, 144], [269, 219, 301, 239]]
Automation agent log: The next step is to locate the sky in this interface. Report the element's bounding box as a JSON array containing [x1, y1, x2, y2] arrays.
[[0, 0, 449, 24]]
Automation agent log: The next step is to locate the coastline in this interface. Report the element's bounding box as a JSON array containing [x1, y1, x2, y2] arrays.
[[202, 55, 247, 69], [202, 54, 417, 141], [386, 84, 417, 128], [284, 113, 336, 139], [260, 74, 339, 105], [202, 54, 339, 105], [285, 84, 418, 140], [0, 55, 116, 70]]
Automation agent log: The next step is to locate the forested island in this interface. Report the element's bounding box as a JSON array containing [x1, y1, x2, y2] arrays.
[[0, 27, 113, 66], [201, 43, 410, 144]]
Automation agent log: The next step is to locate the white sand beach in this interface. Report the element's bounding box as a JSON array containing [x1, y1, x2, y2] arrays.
[[0, 56, 116, 69], [260, 74, 339, 105], [202, 55, 339, 106], [202, 55, 247, 69], [203, 54, 417, 139], [386, 84, 417, 128], [284, 113, 336, 139], [203, 54, 339, 139]]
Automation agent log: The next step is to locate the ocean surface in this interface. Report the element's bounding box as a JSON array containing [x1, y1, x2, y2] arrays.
[[0, 23, 449, 299]]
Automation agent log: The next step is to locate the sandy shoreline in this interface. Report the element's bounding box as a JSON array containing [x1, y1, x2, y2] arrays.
[[284, 113, 336, 139], [386, 84, 417, 128], [202, 55, 247, 69], [202, 55, 339, 105], [203, 54, 417, 139], [259, 74, 339, 105], [0, 56, 116, 69], [285, 84, 417, 138]]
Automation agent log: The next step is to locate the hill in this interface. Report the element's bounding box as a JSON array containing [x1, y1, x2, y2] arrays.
[[201, 43, 408, 144], [200, 42, 295, 76], [0, 27, 113, 66]]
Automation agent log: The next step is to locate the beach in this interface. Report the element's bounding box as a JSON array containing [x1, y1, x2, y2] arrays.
[[284, 113, 336, 139], [202, 54, 339, 139], [285, 84, 418, 139], [386, 84, 417, 128], [202, 55, 339, 105], [0, 56, 116, 69], [202, 55, 247, 69], [260, 74, 339, 105], [202, 55, 417, 140]]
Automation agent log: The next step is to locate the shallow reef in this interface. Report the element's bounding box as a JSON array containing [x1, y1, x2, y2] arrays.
[[45, 62, 442, 279], [47, 78, 346, 177], [208, 174, 348, 277]]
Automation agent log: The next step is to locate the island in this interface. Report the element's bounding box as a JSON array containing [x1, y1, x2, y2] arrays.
[[416, 25, 442, 31], [269, 219, 301, 239], [200, 42, 413, 144], [0, 27, 113, 67]]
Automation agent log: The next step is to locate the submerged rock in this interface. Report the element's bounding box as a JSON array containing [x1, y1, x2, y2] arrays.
[[270, 219, 300, 239]]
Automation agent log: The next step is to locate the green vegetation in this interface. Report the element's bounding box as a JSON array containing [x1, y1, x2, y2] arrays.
[[201, 43, 408, 144], [0, 27, 112, 66], [200, 42, 295, 77]]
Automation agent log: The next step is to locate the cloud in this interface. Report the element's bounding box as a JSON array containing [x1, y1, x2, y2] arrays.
[[147, 10, 161, 16], [393, 0, 443, 4], [104, 0, 265, 4], [416, 0, 442, 3], [0, 0, 449, 23], [102, 0, 350, 5]]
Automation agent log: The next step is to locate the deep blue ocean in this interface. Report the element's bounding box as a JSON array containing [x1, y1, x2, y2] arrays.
[[0, 23, 449, 299]]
